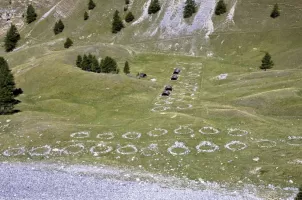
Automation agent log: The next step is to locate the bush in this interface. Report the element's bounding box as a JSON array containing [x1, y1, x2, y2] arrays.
[[88, 0, 96, 10], [112, 10, 124, 33], [26, 4, 37, 24], [148, 0, 161, 14], [84, 11, 89, 20], [215, 0, 227, 15], [260, 52, 274, 71], [270, 4, 280, 18], [4, 24, 20, 52], [125, 12, 135, 23], [183, 0, 197, 18], [64, 38, 73, 48], [53, 20, 64, 35]]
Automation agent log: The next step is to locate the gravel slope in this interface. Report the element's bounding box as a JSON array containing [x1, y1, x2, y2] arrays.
[[0, 162, 296, 200]]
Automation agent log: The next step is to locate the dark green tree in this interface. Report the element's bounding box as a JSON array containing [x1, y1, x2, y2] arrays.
[[260, 52, 274, 71], [125, 12, 135, 23], [148, 0, 161, 14], [125, 0, 130, 5], [4, 24, 20, 52], [124, 6, 128, 12], [123, 61, 130, 74], [270, 3, 280, 18], [215, 0, 227, 15], [112, 10, 124, 33], [100, 56, 118, 73], [183, 0, 197, 18], [88, 0, 96, 10], [76, 55, 82, 68], [64, 38, 73, 48], [84, 11, 89, 20], [295, 187, 302, 200], [53, 19, 65, 35], [81, 54, 90, 70], [26, 4, 37, 24], [0, 57, 17, 115]]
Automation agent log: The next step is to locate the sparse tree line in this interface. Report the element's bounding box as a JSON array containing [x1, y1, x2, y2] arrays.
[[75, 54, 131, 75]]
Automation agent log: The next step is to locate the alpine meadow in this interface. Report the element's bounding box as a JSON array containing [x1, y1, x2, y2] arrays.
[[0, 0, 301, 199]]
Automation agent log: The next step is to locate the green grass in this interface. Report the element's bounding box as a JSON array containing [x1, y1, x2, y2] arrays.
[[0, 0, 301, 196]]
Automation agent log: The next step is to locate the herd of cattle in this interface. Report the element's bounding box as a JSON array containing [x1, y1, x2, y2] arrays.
[[161, 68, 180, 96]]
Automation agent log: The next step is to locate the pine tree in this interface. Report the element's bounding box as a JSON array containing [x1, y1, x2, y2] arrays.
[[183, 0, 197, 18], [88, 0, 96, 10], [125, 12, 135, 23], [0, 57, 17, 115], [112, 10, 124, 34], [215, 0, 227, 15], [26, 4, 37, 24], [84, 11, 89, 20], [76, 55, 82, 68], [81, 54, 90, 70], [53, 19, 65, 35], [4, 24, 21, 52], [148, 0, 161, 14], [295, 187, 302, 200], [64, 38, 73, 48], [100, 56, 118, 73], [260, 52, 274, 71], [270, 3, 280, 18], [125, 0, 130, 5], [123, 61, 130, 74]]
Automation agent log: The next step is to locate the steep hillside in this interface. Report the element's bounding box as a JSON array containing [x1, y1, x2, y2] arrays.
[[0, 0, 301, 198]]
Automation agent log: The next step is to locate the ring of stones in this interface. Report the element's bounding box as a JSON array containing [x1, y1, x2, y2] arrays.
[[151, 106, 170, 112], [176, 104, 193, 110], [287, 136, 302, 146], [116, 144, 138, 155], [227, 128, 249, 137], [168, 141, 190, 156], [96, 132, 114, 140], [28, 145, 52, 156], [199, 127, 220, 135], [147, 128, 168, 137], [70, 131, 90, 138], [174, 126, 193, 135], [90, 143, 113, 156], [225, 141, 247, 152], [256, 139, 276, 148], [62, 144, 85, 155], [122, 132, 141, 140], [140, 144, 159, 156], [196, 141, 219, 153], [2, 147, 26, 157]]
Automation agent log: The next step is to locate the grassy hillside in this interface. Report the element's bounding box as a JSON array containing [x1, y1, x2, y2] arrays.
[[0, 0, 301, 198]]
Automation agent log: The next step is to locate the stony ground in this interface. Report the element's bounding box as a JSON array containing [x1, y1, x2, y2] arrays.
[[0, 162, 297, 200]]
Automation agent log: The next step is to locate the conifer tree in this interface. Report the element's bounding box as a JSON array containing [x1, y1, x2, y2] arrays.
[[123, 61, 130, 74], [270, 3, 280, 18], [260, 52, 274, 71], [53, 19, 65, 35], [125, 0, 130, 5], [76, 55, 82, 68], [84, 11, 89, 20], [88, 0, 96, 10], [183, 0, 197, 18], [215, 0, 227, 15], [112, 10, 124, 33], [0, 57, 17, 115], [4, 24, 21, 52], [295, 187, 302, 200], [100, 56, 118, 73], [81, 54, 90, 70], [26, 4, 37, 24], [148, 0, 161, 14], [125, 12, 135, 23], [64, 38, 73, 48]]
